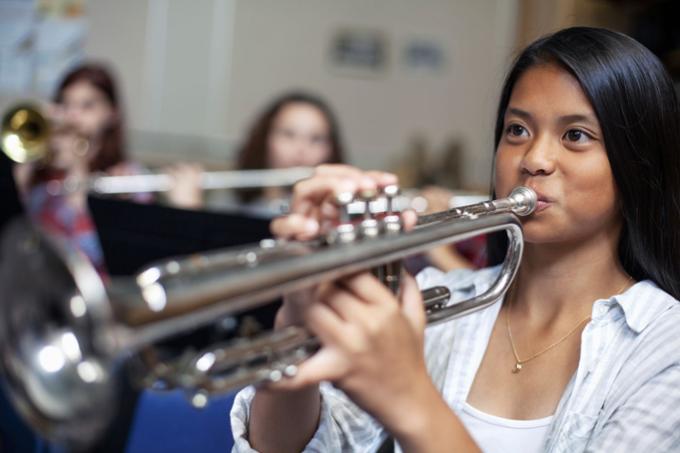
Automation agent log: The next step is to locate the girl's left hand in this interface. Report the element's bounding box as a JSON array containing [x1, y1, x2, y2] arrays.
[[274, 270, 434, 436]]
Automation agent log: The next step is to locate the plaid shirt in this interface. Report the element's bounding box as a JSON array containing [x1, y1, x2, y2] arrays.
[[231, 266, 680, 452], [24, 163, 152, 276], [26, 182, 107, 275]]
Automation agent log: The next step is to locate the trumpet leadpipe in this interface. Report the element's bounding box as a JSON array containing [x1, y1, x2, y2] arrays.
[[347, 190, 491, 215]]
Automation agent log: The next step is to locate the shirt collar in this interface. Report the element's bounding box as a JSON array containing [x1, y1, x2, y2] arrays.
[[610, 280, 677, 333], [464, 268, 678, 334]]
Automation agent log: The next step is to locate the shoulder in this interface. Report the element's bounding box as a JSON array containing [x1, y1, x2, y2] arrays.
[[618, 280, 680, 343], [603, 282, 680, 398], [585, 287, 680, 450]]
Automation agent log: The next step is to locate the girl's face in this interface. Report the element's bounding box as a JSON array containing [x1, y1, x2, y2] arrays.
[[48, 127, 91, 170], [266, 102, 333, 169], [494, 63, 620, 245], [60, 80, 116, 138]]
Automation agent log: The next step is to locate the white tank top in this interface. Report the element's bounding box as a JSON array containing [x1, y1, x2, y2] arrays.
[[458, 403, 553, 453]]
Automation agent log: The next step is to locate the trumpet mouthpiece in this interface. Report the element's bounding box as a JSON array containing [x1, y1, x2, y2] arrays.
[[509, 186, 537, 216]]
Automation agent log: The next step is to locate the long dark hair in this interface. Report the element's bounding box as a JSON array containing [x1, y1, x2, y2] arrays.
[[236, 92, 344, 202], [54, 62, 127, 171], [488, 27, 680, 299]]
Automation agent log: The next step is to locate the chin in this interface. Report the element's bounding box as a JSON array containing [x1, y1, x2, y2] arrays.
[[521, 221, 565, 244]]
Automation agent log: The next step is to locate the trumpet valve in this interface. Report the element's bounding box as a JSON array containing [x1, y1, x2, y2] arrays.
[[358, 189, 380, 238], [381, 184, 402, 235], [327, 191, 357, 244]]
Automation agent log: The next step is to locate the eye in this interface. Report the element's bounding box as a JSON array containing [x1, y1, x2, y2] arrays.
[[310, 134, 329, 146], [563, 129, 592, 144], [78, 100, 94, 111], [504, 124, 529, 139], [275, 128, 295, 140], [510, 125, 525, 136]]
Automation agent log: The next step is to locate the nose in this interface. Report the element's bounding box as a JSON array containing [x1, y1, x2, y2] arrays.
[[63, 107, 76, 120], [520, 134, 557, 176], [63, 107, 81, 126], [295, 135, 318, 157]]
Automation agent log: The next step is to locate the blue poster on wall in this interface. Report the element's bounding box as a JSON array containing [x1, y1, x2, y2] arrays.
[[0, 0, 86, 98]]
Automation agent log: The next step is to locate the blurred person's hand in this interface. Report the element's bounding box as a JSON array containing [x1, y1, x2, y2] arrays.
[[419, 185, 474, 271], [164, 162, 204, 209], [419, 185, 453, 213]]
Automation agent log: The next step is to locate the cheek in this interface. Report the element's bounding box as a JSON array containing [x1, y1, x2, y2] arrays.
[[306, 145, 332, 165], [566, 150, 615, 199], [93, 108, 114, 130], [493, 148, 521, 197], [564, 158, 618, 221], [266, 136, 292, 168], [72, 113, 101, 135]]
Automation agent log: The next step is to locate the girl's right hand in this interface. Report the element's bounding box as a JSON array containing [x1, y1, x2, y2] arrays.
[[269, 164, 417, 328]]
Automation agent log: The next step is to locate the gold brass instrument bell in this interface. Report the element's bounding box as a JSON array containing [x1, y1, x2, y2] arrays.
[[1, 103, 50, 164], [0, 185, 536, 447]]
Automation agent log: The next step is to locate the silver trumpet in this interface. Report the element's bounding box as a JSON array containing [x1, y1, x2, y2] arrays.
[[0, 186, 535, 448]]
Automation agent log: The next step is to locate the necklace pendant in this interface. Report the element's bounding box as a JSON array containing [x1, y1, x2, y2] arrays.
[[512, 362, 522, 374]]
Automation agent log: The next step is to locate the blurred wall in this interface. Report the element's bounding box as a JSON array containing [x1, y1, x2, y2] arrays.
[[225, 0, 519, 189], [23, 0, 521, 190], [516, 0, 634, 48]]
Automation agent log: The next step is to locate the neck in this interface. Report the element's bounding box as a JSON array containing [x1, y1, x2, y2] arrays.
[[65, 160, 90, 181], [512, 229, 631, 322]]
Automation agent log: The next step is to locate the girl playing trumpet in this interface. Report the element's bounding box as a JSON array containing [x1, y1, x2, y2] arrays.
[[232, 27, 680, 452]]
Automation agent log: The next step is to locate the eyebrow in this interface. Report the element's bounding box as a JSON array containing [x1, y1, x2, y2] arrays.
[[506, 107, 599, 128]]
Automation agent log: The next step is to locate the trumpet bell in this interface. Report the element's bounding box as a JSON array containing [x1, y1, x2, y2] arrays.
[[0, 218, 119, 448], [1, 104, 49, 164]]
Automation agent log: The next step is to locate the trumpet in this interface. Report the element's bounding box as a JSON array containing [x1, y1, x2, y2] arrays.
[[1, 103, 49, 164], [1, 103, 313, 194], [0, 186, 536, 447]]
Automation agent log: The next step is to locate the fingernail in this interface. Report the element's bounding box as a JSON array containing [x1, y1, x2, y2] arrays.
[[305, 219, 319, 234], [338, 181, 357, 193], [381, 174, 397, 184], [360, 177, 376, 188]]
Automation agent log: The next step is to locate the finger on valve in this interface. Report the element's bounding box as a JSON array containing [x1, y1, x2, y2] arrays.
[[291, 165, 397, 214]]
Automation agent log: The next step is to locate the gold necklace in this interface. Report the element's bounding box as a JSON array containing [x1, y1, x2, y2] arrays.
[[505, 277, 633, 374]]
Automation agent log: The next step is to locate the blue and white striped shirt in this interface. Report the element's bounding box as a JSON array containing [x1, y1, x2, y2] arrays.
[[231, 266, 680, 452]]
